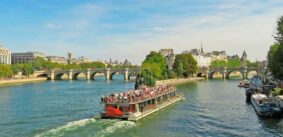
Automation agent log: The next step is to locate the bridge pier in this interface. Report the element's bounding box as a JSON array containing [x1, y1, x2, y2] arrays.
[[243, 67, 248, 80], [124, 68, 129, 81], [86, 68, 91, 80], [106, 68, 111, 80], [50, 70, 55, 80], [223, 68, 227, 80], [69, 69, 73, 80]]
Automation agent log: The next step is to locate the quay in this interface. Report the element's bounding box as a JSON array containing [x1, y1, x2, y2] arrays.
[[0, 77, 47, 86]]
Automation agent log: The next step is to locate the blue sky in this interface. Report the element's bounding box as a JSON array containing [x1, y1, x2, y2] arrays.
[[0, 0, 283, 64]]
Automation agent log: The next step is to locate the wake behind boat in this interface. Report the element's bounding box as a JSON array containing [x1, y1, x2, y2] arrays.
[[99, 85, 184, 121]]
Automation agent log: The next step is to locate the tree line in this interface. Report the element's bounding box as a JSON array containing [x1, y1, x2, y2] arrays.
[[210, 59, 259, 68], [136, 51, 262, 89], [268, 16, 283, 80], [135, 51, 197, 89]]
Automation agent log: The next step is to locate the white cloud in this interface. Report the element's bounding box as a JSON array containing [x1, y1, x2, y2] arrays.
[[46, 23, 58, 29], [25, 1, 283, 65]]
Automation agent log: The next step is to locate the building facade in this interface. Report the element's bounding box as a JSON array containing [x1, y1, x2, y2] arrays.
[[11, 52, 45, 64], [182, 48, 211, 68], [159, 49, 175, 70], [46, 56, 68, 64], [0, 46, 11, 65], [73, 56, 93, 64]]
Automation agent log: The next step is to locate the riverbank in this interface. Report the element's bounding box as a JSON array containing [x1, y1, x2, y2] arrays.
[[156, 77, 204, 85], [0, 77, 47, 86]]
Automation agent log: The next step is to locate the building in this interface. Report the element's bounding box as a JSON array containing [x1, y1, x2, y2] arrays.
[[123, 59, 132, 66], [11, 52, 45, 64], [182, 47, 211, 68], [227, 54, 240, 60], [73, 56, 93, 64], [193, 55, 211, 68], [46, 56, 68, 64], [241, 51, 247, 61], [209, 51, 227, 61], [0, 45, 11, 65], [159, 49, 175, 70]]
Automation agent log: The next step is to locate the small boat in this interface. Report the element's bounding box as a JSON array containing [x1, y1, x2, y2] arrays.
[[251, 93, 281, 118], [99, 85, 184, 121]]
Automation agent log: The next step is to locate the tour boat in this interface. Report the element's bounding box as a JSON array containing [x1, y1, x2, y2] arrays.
[[99, 85, 184, 121], [251, 93, 281, 118]]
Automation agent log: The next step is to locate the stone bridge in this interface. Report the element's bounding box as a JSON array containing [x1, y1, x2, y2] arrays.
[[196, 67, 267, 79], [37, 68, 140, 81]]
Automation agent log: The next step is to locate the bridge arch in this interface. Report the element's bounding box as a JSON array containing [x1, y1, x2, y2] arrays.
[[73, 72, 87, 80], [246, 70, 259, 79], [197, 72, 206, 78], [128, 72, 138, 80], [110, 71, 124, 80], [209, 71, 224, 79], [90, 71, 105, 80], [225, 70, 244, 79], [36, 73, 50, 79], [54, 72, 69, 80]]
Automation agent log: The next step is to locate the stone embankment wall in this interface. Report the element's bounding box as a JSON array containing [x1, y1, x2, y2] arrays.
[[156, 77, 204, 85], [0, 78, 47, 85]]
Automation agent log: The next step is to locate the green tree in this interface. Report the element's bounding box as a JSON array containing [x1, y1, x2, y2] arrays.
[[268, 16, 283, 79], [211, 60, 227, 68], [135, 69, 156, 89], [0, 65, 13, 79], [167, 70, 177, 79], [141, 51, 167, 79], [227, 59, 241, 68], [173, 53, 197, 78], [268, 44, 279, 72], [33, 57, 46, 70], [22, 64, 34, 77], [173, 59, 184, 77]]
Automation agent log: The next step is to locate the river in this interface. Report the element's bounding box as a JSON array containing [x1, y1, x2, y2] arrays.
[[0, 76, 283, 137]]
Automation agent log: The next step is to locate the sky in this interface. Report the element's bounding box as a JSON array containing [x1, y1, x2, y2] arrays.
[[0, 0, 283, 64]]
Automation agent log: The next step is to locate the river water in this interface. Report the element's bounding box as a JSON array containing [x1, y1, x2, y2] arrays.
[[0, 76, 283, 137]]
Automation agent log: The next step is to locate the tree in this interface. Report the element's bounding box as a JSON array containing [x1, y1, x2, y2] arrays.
[[173, 53, 197, 78], [167, 70, 177, 79], [275, 16, 283, 44], [22, 64, 34, 77], [33, 57, 46, 70], [135, 69, 156, 89], [268, 44, 279, 73], [0, 65, 13, 79], [227, 59, 241, 68], [173, 59, 184, 77], [268, 16, 283, 79], [211, 60, 227, 68], [141, 51, 167, 79]]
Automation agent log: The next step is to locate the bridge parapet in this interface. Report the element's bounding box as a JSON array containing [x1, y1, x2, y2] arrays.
[[40, 68, 140, 81]]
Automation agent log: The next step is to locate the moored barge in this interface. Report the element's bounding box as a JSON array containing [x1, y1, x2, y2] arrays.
[[251, 93, 281, 118], [100, 85, 184, 121]]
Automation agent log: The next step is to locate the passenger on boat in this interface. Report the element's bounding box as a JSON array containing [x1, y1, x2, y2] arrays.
[[101, 85, 175, 104]]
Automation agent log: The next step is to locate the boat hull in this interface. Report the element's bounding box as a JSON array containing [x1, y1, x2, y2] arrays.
[[251, 96, 281, 118], [100, 95, 184, 121]]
